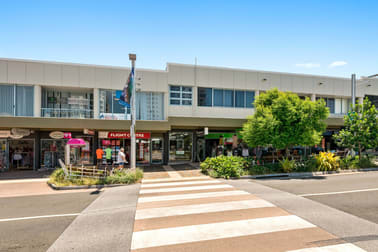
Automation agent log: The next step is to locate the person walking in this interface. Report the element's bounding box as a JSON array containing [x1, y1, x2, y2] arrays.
[[117, 147, 127, 169]]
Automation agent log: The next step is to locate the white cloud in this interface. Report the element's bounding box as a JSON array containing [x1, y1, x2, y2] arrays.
[[329, 61, 347, 68], [295, 63, 321, 68]]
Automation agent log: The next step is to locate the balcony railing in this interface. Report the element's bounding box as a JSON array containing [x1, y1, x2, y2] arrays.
[[41, 108, 93, 119]]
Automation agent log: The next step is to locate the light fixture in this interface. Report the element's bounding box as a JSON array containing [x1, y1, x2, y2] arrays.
[[318, 82, 324, 86], [262, 78, 267, 82]]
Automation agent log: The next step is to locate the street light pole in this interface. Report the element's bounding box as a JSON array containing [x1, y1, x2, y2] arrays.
[[129, 53, 136, 169], [351, 73, 356, 107]]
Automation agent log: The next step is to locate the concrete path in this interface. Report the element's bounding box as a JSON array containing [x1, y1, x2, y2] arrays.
[[130, 175, 366, 252], [47, 183, 140, 252]]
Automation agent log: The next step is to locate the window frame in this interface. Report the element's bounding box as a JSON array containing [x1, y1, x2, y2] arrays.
[[170, 85, 192, 106]]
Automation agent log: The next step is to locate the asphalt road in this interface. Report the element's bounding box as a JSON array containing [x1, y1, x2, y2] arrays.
[[254, 171, 378, 225], [0, 191, 101, 252]]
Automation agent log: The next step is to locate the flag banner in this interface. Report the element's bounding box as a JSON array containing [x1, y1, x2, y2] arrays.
[[118, 67, 134, 107]]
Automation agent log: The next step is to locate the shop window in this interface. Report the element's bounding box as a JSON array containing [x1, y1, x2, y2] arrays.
[[169, 132, 192, 162], [198, 87, 213, 107], [213, 89, 224, 106], [169, 85, 192, 106], [224, 90, 234, 107], [0, 84, 34, 117]]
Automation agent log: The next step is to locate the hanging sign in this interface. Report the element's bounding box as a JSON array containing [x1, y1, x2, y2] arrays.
[[50, 131, 64, 139]]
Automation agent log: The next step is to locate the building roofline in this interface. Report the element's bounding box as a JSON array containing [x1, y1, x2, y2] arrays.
[[166, 62, 351, 81], [0, 57, 167, 73]]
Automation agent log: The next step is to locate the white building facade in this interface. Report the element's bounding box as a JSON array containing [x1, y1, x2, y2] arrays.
[[0, 58, 377, 171]]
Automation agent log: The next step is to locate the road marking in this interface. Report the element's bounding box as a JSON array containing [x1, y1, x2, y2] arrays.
[[131, 215, 315, 250], [138, 190, 249, 203], [0, 178, 49, 184], [299, 187, 378, 197], [0, 213, 80, 222], [142, 176, 209, 183], [141, 180, 221, 188], [135, 199, 274, 219], [139, 184, 232, 194], [162, 165, 182, 178], [287, 243, 366, 251]]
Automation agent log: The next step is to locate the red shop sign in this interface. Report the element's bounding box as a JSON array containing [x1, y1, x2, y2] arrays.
[[107, 132, 151, 139], [64, 132, 72, 139]]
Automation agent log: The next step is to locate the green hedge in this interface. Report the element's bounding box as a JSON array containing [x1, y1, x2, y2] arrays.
[[49, 168, 144, 186], [200, 155, 247, 179]]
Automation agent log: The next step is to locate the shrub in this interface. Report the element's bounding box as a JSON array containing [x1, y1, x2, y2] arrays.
[[279, 158, 296, 173], [105, 168, 144, 184], [49, 168, 66, 184], [316, 152, 339, 171], [200, 155, 246, 179], [359, 157, 376, 168]]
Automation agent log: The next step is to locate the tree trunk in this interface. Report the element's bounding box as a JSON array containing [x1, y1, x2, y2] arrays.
[[358, 142, 362, 160], [285, 147, 289, 159]]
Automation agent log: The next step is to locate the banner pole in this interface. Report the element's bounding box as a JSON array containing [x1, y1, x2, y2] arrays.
[[129, 54, 136, 169]]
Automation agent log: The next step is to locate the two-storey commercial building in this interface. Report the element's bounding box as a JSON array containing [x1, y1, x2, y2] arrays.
[[0, 58, 377, 172]]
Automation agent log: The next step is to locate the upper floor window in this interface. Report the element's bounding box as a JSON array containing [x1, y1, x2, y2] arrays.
[[317, 97, 335, 114], [170, 86, 192, 105], [41, 88, 93, 118], [198, 87, 255, 108], [0, 84, 34, 117], [100, 89, 164, 120]]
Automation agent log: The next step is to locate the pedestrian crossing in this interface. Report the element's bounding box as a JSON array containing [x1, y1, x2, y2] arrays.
[[131, 177, 365, 252]]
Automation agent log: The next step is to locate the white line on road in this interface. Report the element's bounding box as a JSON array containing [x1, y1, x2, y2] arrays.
[[139, 184, 232, 194], [287, 243, 366, 251], [0, 213, 80, 222], [135, 199, 274, 219], [299, 188, 378, 197], [0, 178, 49, 184], [141, 180, 221, 188], [131, 215, 315, 250]]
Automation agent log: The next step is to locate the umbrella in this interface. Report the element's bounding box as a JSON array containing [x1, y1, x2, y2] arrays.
[[67, 138, 86, 148]]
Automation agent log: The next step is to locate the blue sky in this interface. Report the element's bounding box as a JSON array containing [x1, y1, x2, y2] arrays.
[[1, 0, 377, 77]]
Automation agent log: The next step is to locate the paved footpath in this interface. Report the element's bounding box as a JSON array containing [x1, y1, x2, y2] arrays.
[[131, 176, 366, 252]]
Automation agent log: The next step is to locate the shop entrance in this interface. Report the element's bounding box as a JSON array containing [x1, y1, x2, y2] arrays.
[[169, 132, 193, 163], [151, 137, 163, 164], [0, 140, 8, 172], [9, 139, 34, 170]]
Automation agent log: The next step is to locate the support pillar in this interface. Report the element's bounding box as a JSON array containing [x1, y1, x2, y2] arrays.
[[34, 85, 41, 117], [311, 93, 316, 102], [93, 88, 99, 119]]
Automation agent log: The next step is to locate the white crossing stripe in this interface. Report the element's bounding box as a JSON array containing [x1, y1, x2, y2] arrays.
[[141, 180, 221, 188], [287, 243, 366, 251], [139, 184, 232, 194], [138, 190, 250, 203], [135, 199, 274, 219], [299, 188, 378, 197], [131, 215, 315, 250], [0, 213, 80, 222], [142, 177, 210, 183]]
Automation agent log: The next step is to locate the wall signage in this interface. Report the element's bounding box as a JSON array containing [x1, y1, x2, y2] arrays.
[[0, 130, 11, 138], [11, 128, 31, 137], [64, 132, 72, 139], [99, 131, 151, 139], [83, 129, 95, 135], [49, 131, 65, 139]]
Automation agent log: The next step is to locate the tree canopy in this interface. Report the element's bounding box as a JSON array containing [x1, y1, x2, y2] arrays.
[[333, 98, 378, 158], [241, 89, 329, 153]]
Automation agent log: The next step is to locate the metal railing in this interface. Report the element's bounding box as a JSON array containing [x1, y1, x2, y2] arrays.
[[41, 108, 93, 119]]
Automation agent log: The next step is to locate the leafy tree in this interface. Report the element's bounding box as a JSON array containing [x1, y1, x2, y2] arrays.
[[334, 98, 378, 159], [241, 89, 329, 157]]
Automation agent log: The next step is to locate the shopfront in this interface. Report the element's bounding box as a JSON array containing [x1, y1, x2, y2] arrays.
[[169, 132, 193, 163], [0, 129, 36, 172], [98, 131, 152, 165], [40, 131, 94, 168]]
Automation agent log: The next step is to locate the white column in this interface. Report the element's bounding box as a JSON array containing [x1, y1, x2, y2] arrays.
[[358, 97, 364, 105], [93, 88, 99, 119], [255, 90, 260, 97], [34, 85, 41, 117], [311, 93, 316, 102]]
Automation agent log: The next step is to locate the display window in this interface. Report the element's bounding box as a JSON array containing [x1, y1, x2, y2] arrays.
[[40, 139, 66, 169], [0, 140, 9, 172], [9, 139, 34, 170], [169, 132, 193, 162]]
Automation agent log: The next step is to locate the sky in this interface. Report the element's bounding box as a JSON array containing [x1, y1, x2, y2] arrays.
[[1, 0, 378, 77]]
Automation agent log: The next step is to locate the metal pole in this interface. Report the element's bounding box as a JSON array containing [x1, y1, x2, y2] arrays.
[[351, 73, 356, 107], [129, 54, 136, 169]]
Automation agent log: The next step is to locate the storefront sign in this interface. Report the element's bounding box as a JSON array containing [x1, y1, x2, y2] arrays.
[[11, 128, 31, 137], [49, 131, 64, 139], [64, 132, 72, 139], [10, 134, 24, 139], [102, 140, 111, 146], [99, 131, 151, 139], [83, 129, 95, 135], [0, 130, 11, 138]]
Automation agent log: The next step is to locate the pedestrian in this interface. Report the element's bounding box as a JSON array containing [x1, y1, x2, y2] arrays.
[[117, 147, 127, 169]]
